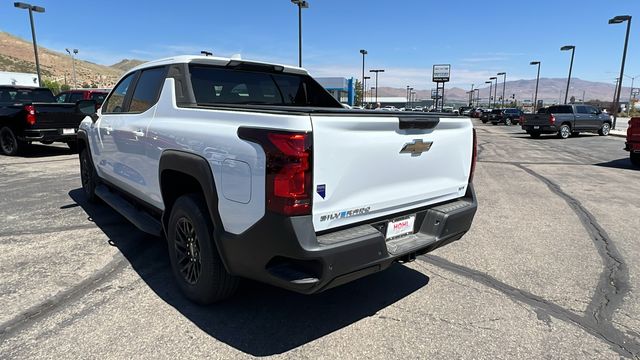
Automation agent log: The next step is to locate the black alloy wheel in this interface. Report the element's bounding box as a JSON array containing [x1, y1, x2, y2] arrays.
[[0, 127, 19, 156], [174, 216, 202, 285]]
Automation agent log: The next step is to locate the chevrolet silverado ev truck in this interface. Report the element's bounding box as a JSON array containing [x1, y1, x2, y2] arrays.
[[76, 55, 478, 304]]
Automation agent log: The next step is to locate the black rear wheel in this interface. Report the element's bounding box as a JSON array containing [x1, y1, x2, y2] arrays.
[[631, 152, 640, 166], [558, 124, 571, 139], [167, 194, 238, 304], [80, 148, 99, 203], [504, 117, 512, 126], [529, 131, 541, 138], [598, 122, 611, 136], [0, 127, 23, 156]]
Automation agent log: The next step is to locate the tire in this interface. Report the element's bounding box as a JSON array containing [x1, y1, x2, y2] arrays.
[[41, 140, 54, 145], [598, 122, 611, 136], [529, 131, 541, 139], [491, 122, 498, 125], [0, 127, 24, 156], [558, 124, 571, 139], [67, 141, 79, 153], [79, 149, 99, 203], [481, 119, 488, 124], [167, 194, 238, 304], [504, 117, 512, 126], [631, 152, 640, 166]]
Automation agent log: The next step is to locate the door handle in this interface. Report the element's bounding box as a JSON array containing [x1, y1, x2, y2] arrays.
[[132, 130, 145, 137], [104, 126, 113, 134]]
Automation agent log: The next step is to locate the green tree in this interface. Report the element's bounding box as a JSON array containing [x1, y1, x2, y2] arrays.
[[42, 79, 61, 95], [61, 84, 71, 91], [354, 79, 362, 106]]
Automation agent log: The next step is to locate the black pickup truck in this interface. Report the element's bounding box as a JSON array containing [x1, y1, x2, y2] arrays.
[[0, 86, 89, 155], [521, 104, 612, 139]]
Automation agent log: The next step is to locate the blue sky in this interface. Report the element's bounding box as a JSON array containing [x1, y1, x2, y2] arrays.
[[1, 0, 639, 90]]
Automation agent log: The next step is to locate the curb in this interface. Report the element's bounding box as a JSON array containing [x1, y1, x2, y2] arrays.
[[610, 132, 626, 138]]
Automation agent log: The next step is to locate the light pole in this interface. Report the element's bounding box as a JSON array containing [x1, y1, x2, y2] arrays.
[[408, 87, 413, 108], [485, 81, 492, 108], [474, 89, 480, 107], [290, 0, 309, 67], [469, 83, 474, 106], [489, 77, 497, 108], [359, 49, 367, 106], [560, 45, 575, 104], [14, 2, 45, 87], [363, 76, 370, 105], [609, 15, 631, 129], [66, 48, 78, 89], [406, 85, 410, 107], [497, 72, 506, 108], [530, 61, 541, 112], [369, 69, 384, 103]]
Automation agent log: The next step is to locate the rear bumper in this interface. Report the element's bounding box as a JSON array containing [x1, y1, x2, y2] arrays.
[[19, 128, 78, 143], [626, 141, 640, 152], [219, 185, 478, 294], [522, 125, 558, 134]]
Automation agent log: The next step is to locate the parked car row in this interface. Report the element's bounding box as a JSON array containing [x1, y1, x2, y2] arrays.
[[520, 104, 611, 139]]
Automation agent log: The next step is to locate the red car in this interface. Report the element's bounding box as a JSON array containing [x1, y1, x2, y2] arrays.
[[626, 117, 640, 166], [55, 89, 110, 108]]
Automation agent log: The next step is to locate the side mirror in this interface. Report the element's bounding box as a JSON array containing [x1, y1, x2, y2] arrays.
[[76, 100, 98, 122]]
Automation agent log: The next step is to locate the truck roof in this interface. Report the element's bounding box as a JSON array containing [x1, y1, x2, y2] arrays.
[[128, 55, 309, 76]]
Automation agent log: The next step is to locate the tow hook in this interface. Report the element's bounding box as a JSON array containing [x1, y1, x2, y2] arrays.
[[399, 253, 417, 263]]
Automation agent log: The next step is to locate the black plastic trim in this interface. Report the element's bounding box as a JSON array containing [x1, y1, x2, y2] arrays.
[[158, 150, 231, 272]]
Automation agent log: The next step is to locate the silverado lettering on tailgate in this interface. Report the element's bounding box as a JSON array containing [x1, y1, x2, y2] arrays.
[[320, 207, 371, 222]]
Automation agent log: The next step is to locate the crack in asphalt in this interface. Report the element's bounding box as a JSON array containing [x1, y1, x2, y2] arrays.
[[0, 254, 128, 340], [421, 162, 637, 358]]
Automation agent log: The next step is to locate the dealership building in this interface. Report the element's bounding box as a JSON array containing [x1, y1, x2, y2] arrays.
[[0, 71, 39, 86]]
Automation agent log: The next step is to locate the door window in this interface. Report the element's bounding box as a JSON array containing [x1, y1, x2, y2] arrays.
[[129, 67, 167, 113], [576, 106, 590, 114], [103, 73, 137, 113]]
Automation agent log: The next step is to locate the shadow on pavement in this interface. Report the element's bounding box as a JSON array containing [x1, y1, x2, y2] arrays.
[[14, 143, 75, 158], [69, 189, 430, 356], [595, 158, 639, 171]]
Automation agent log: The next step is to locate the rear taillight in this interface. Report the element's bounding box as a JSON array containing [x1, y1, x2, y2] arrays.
[[519, 115, 525, 124], [25, 105, 36, 126], [238, 128, 312, 216], [469, 128, 477, 184], [549, 114, 556, 125]]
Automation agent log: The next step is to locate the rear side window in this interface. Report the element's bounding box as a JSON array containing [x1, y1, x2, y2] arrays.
[[6, 89, 55, 103], [188, 65, 341, 108], [129, 67, 166, 113], [91, 93, 107, 103], [68, 93, 84, 103], [491, 109, 502, 114], [547, 105, 573, 114], [103, 73, 136, 113], [576, 106, 589, 114]]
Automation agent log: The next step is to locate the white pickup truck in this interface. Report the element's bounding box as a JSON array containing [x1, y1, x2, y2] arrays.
[[76, 55, 477, 304]]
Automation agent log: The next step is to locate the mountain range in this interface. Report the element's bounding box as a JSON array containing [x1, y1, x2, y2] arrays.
[[0, 31, 632, 102]]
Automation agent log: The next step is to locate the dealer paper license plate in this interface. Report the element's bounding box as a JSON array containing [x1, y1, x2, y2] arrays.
[[385, 215, 416, 240], [63, 128, 75, 135]]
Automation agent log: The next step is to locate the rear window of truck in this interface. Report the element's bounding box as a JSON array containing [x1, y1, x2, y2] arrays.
[[0, 88, 55, 104], [547, 105, 573, 114], [188, 65, 342, 108]]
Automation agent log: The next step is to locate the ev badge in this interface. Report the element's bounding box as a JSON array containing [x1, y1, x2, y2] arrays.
[[400, 139, 433, 156]]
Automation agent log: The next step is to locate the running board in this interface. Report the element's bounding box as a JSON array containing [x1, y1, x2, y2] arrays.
[[95, 185, 162, 236]]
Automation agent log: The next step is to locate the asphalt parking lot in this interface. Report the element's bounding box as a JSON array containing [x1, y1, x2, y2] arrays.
[[1, 121, 639, 359]]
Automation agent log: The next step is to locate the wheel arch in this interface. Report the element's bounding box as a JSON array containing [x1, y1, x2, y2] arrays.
[[158, 150, 232, 272]]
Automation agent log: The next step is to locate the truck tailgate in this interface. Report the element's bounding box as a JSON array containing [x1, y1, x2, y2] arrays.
[[310, 113, 473, 232], [629, 118, 640, 143], [31, 103, 85, 129], [523, 113, 551, 126]]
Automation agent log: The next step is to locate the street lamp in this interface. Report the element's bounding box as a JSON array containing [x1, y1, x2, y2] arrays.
[[485, 81, 492, 108], [290, 0, 309, 67], [359, 49, 367, 106], [363, 76, 370, 105], [560, 45, 575, 104], [409, 88, 413, 107], [497, 72, 506, 108], [530, 61, 541, 112], [609, 15, 632, 129], [14, 2, 45, 87], [474, 88, 480, 107], [469, 83, 474, 106], [66, 48, 78, 89], [406, 85, 410, 106], [369, 69, 385, 103], [489, 77, 497, 108]]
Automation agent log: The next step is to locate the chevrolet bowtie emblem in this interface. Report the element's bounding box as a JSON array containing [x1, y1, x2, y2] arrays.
[[400, 139, 433, 156]]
